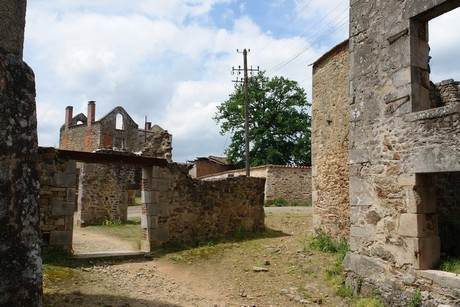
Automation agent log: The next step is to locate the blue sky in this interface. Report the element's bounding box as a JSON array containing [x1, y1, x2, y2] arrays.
[[23, 1, 459, 163]]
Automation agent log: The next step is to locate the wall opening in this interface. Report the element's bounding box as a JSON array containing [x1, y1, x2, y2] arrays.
[[435, 172, 460, 258], [411, 6, 460, 111], [414, 172, 460, 270], [116, 113, 124, 130]]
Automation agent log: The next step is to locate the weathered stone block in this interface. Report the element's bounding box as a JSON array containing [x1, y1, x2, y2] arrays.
[[398, 213, 424, 237], [152, 166, 160, 179], [397, 174, 415, 186], [416, 270, 460, 290], [66, 188, 76, 203], [147, 226, 169, 242], [152, 178, 169, 192], [145, 203, 169, 216], [49, 230, 72, 246], [53, 172, 76, 188], [51, 201, 74, 216], [350, 225, 371, 238]]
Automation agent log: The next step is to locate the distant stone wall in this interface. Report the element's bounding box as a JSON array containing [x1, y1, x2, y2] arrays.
[[199, 165, 312, 205], [76, 162, 139, 226], [37, 148, 76, 251], [311, 40, 350, 239], [141, 164, 265, 249]]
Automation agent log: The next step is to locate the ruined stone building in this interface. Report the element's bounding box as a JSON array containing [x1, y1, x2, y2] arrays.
[[59, 102, 173, 226], [312, 1, 460, 305], [60, 101, 172, 160]]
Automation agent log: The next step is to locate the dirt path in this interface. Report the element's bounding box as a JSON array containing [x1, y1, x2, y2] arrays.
[[45, 207, 349, 306], [73, 227, 139, 254]]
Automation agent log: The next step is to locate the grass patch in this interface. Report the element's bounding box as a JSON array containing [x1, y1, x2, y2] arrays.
[[265, 197, 310, 207], [349, 297, 385, 307], [309, 230, 348, 261], [438, 256, 460, 274], [408, 289, 422, 307]]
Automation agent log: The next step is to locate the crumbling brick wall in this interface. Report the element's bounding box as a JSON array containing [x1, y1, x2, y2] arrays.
[[311, 40, 350, 239], [0, 1, 42, 303], [140, 164, 265, 250]]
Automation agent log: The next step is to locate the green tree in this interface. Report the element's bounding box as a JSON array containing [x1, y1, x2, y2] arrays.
[[214, 71, 311, 168]]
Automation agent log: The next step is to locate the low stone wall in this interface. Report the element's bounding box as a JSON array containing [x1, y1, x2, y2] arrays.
[[37, 148, 76, 251], [141, 163, 265, 249], [198, 165, 311, 205]]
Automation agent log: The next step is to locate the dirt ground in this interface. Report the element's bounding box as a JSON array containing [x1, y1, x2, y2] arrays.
[[44, 207, 349, 306]]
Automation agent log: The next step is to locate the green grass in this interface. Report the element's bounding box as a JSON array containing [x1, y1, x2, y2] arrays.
[[309, 230, 348, 261], [307, 231, 384, 306], [438, 256, 460, 274], [408, 289, 422, 307]]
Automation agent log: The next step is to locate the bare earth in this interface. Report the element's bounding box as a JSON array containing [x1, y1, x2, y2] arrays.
[[44, 207, 348, 306]]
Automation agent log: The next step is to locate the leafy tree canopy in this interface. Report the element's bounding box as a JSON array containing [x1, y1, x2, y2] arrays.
[[214, 71, 311, 168]]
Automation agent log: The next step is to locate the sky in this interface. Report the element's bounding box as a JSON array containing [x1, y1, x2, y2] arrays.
[[23, 1, 459, 163]]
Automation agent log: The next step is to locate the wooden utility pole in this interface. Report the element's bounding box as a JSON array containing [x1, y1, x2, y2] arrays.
[[232, 49, 259, 177]]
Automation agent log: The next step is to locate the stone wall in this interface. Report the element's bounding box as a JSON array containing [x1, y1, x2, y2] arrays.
[[0, 0, 27, 58], [37, 147, 76, 251], [311, 40, 350, 239], [141, 164, 265, 250], [76, 161, 139, 226], [198, 165, 312, 205], [0, 2, 43, 301], [345, 0, 460, 305]]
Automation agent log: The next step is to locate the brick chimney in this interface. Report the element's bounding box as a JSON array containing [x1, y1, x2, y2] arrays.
[[145, 121, 152, 130], [87, 101, 95, 127], [64, 106, 73, 130]]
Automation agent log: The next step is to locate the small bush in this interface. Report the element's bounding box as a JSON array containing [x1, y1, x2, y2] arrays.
[[309, 230, 348, 260], [408, 289, 422, 307]]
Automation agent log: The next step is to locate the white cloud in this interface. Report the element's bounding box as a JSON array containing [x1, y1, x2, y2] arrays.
[[24, 0, 458, 163]]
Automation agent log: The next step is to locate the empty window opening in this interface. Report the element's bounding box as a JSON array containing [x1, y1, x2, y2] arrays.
[[116, 113, 124, 130], [113, 136, 126, 150], [412, 7, 460, 111]]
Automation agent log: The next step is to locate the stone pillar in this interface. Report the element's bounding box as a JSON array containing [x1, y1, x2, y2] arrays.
[[0, 0, 27, 59], [0, 1, 42, 302], [140, 165, 170, 251]]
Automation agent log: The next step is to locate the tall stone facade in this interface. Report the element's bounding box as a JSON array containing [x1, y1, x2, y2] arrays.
[[311, 40, 350, 239], [343, 1, 460, 305], [0, 0, 43, 304]]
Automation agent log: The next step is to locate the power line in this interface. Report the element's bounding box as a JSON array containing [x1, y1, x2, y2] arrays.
[[269, 15, 348, 73]]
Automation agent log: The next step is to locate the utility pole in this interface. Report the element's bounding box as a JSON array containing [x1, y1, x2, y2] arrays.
[[232, 49, 259, 177]]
